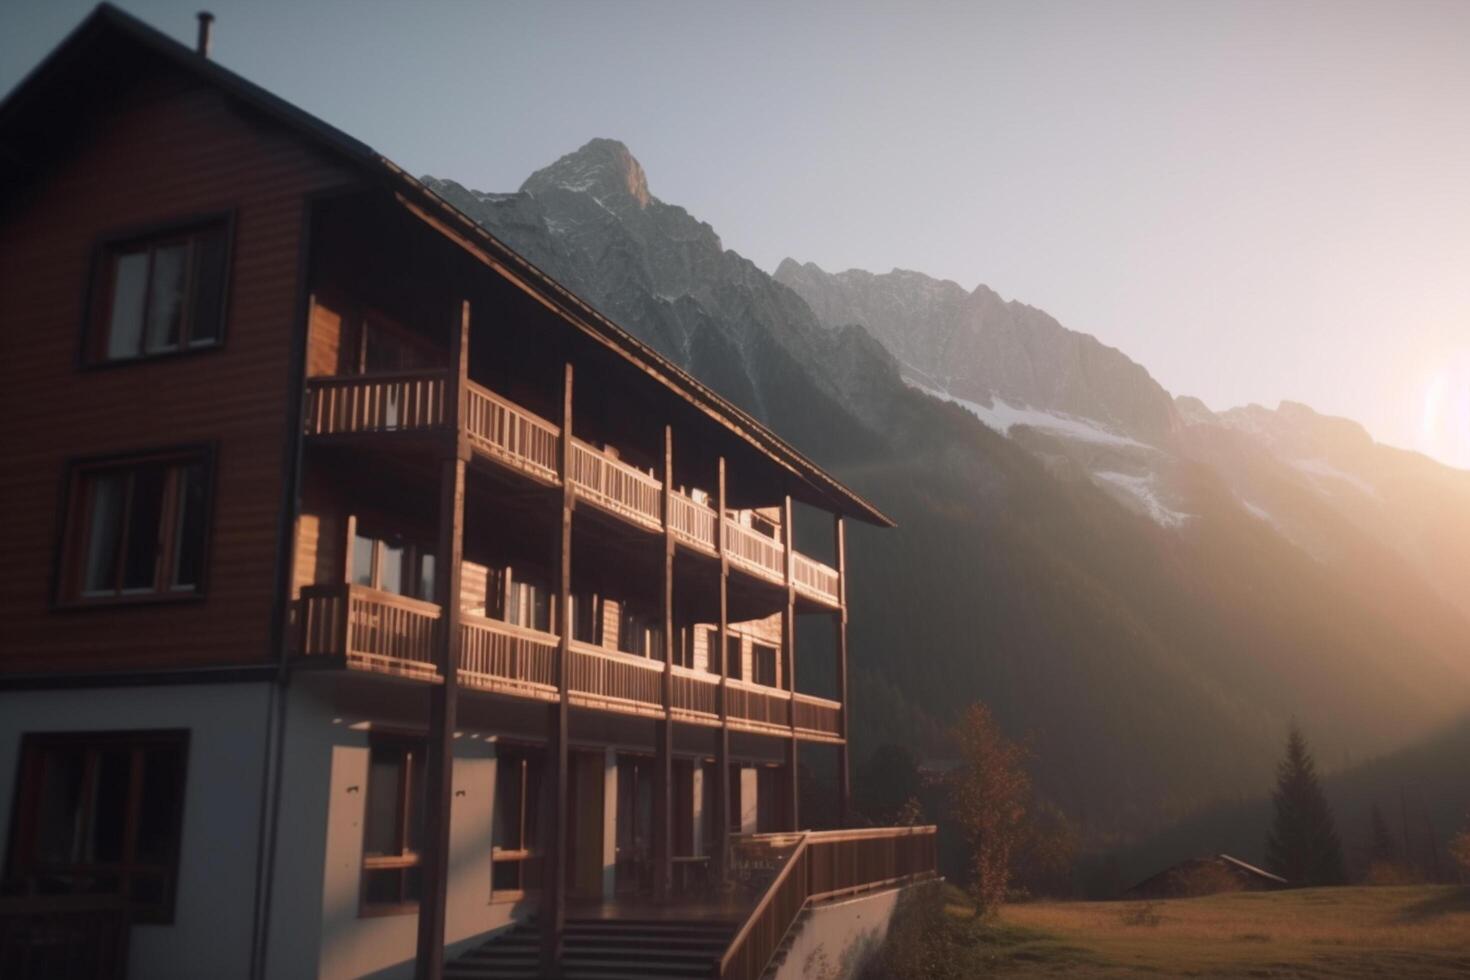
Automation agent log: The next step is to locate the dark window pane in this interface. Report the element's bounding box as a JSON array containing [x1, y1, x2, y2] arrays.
[[189, 230, 226, 345], [171, 464, 206, 590], [405, 746, 424, 854], [417, 554, 435, 603], [106, 252, 148, 359], [726, 636, 743, 680], [36, 747, 87, 864], [363, 746, 402, 857], [492, 859, 521, 892], [144, 243, 187, 353], [401, 865, 422, 903], [129, 873, 166, 906], [363, 868, 402, 905], [494, 758, 523, 850], [121, 465, 166, 591], [136, 744, 185, 863], [88, 749, 131, 863], [82, 474, 127, 594]]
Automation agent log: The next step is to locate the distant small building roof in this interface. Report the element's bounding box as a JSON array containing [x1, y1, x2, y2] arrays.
[[1123, 853, 1288, 899]]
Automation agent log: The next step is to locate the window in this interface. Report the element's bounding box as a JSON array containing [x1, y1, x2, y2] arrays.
[[492, 749, 543, 898], [618, 608, 662, 659], [361, 736, 425, 913], [570, 593, 600, 644], [726, 634, 744, 681], [3, 731, 188, 922], [351, 530, 435, 601], [752, 643, 778, 688], [507, 574, 551, 632], [90, 220, 229, 362], [61, 451, 211, 603]]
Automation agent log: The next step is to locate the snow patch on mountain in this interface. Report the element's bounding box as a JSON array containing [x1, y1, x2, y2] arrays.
[[1293, 457, 1381, 499], [1094, 471, 1192, 527], [909, 381, 1153, 450]]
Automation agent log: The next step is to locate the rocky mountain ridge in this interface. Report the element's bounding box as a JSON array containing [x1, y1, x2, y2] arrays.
[[421, 139, 1470, 840]]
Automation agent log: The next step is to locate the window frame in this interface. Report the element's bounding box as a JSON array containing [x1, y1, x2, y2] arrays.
[[80, 212, 235, 369], [51, 444, 218, 610], [2, 729, 190, 924], [358, 732, 427, 917], [491, 745, 545, 903]]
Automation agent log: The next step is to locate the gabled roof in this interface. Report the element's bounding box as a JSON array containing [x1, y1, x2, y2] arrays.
[[0, 3, 893, 527]]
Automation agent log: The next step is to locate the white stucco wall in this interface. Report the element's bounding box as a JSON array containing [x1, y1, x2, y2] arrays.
[[771, 884, 913, 980], [264, 684, 515, 980], [0, 681, 275, 980]]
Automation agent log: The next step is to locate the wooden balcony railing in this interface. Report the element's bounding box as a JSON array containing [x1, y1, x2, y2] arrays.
[[723, 519, 785, 582], [725, 678, 791, 733], [793, 553, 840, 606], [464, 381, 561, 483], [670, 665, 719, 724], [459, 614, 559, 701], [568, 439, 664, 530], [296, 583, 441, 682], [792, 693, 842, 740], [0, 897, 131, 980], [304, 370, 450, 436], [669, 491, 718, 553], [567, 641, 665, 715], [718, 826, 938, 980]]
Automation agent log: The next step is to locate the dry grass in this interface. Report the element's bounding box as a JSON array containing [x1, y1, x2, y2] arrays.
[[956, 885, 1470, 978]]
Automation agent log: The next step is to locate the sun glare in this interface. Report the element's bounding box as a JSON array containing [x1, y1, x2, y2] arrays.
[[1419, 352, 1470, 471]]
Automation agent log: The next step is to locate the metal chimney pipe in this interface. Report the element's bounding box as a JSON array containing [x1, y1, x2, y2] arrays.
[[196, 11, 215, 57]]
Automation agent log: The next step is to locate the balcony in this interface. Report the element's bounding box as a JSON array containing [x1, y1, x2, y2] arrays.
[[292, 584, 842, 740], [302, 372, 843, 606]]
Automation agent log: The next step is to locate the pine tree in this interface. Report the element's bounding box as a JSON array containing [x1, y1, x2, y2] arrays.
[[1264, 724, 1345, 886], [1367, 803, 1396, 865]]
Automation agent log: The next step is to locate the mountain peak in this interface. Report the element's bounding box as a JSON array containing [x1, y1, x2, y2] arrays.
[[521, 138, 651, 208]]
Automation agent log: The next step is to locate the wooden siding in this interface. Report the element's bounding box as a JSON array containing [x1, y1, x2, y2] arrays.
[[0, 71, 351, 674]]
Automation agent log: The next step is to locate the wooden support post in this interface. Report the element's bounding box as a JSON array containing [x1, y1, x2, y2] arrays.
[[415, 301, 469, 980], [782, 495, 799, 832], [834, 515, 850, 826], [540, 362, 574, 977], [713, 457, 731, 883], [654, 424, 675, 901]]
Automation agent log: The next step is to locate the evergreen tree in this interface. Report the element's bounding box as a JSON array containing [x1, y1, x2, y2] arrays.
[[1264, 724, 1345, 885], [1367, 803, 1397, 865]]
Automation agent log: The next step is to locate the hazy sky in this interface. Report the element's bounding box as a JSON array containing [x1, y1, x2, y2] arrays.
[[6, 0, 1469, 467]]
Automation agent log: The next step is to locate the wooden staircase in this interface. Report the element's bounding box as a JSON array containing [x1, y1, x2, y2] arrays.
[[446, 917, 738, 980]]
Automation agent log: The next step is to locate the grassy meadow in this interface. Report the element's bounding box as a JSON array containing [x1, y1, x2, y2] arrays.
[[937, 885, 1470, 978]]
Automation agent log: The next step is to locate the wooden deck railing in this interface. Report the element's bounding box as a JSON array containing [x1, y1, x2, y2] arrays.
[[792, 693, 843, 739], [304, 370, 450, 435], [670, 491, 718, 552], [567, 641, 665, 715], [459, 615, 559, 700], [670, 665, 720, 723], [569, 439, 664, 530], [0, 897, 130, 980], [718, 826, 938, 980], [793, 552, 840, 605], [725, 678, 791, 732], [296, 583, 441, 681], [464, 382, 561, 482], [723, 519, 785, 582]]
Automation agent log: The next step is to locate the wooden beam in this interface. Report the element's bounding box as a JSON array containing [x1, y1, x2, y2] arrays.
[[713, 456, 731, 883], [783, 495, 799, 833], [654, 424, 675, 901], [415, 300, 469, 980], [835, 514, 850, 825], [540, 362, 574, 977]]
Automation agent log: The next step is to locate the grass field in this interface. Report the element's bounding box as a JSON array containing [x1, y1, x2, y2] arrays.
[[949, 885, 1470, 978]]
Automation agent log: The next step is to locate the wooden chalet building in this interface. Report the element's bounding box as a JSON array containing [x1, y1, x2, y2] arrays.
[[0, 7, 936, 979]]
